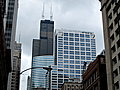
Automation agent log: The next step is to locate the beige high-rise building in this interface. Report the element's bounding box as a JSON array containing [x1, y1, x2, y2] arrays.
[[99, 0, 120, 90]]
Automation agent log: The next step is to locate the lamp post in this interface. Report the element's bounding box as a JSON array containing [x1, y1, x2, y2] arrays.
[[20, 67, 52, 90], [20, 67, 52, 75]]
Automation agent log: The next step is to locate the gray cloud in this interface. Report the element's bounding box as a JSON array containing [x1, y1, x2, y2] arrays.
[[16, 0, 104, 90]]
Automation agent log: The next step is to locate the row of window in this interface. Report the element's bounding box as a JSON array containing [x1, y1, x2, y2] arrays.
[[58, 51, 96, 55], [63, 33, 93, 38]]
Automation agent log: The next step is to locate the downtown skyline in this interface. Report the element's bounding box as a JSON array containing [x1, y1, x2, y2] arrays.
[[15, 0, 104, 90]]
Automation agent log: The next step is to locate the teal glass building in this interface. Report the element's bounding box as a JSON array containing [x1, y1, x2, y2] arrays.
[[31, 56, 54, 88]]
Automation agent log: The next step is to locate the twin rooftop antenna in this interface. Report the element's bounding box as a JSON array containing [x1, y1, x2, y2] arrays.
[[42, 1, 53, 20]]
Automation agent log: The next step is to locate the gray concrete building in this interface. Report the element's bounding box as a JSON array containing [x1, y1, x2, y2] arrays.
[[4, 0, 19, 89], [27, 76, 31, 90], [7, 42, 21, 90], [99, 0, 120, 90]]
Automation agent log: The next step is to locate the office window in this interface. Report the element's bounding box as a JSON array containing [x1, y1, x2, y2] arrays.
[[75, 51, 79, 55], [75, 47, 79, 50], [70, 56, 74, 59], [80, 43, 85, 46], [75, 61, 80, 64], [64, 65, 69, 68], [75, 42, 79, 46], [64, 42, 68, 45], [76, 70, 80, 74], [70, 70, 74, 73], [69, 33, 74, 37], [86, 34, 90, 38], [70, 51, 74, 54], [75, 34, 79, 37], [70, 60, 74, 64], [86, 39, 90, 42], [86, 52, 91, 55], [64, 74, 69, 78], [80, 38, 84, 42], [69, 42, 74, 45], [86, 57, 91, 60], [64, 69, 69, 73], [81, 47, 85, 51], [80, 34, 84, 37], [81, 56, 85, 60], [76, 75, 80, 78], [92, 52, 96, 56], [86, 43, 90, 47], [70, 65, 74, 68], [64, 46, 68, 49], [64, 51, 68, 54], [81, 52, 85, 55], [75, 65, 80, 69], [64, 37, 68, 41], [64, 33, 68, 36], [75, 38, 79, 41], [75, 56, 80, 59], [86, 48, 90, 51], [64, 55, 68, 59], [64, 60, 68, 63], [69, 38, 74, 41], [70, 46, 74, 50]]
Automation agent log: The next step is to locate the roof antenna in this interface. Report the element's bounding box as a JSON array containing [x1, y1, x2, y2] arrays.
[[50, 2, 53, 20], [19, 32, 21, 43], [42, 2, 45, 19]]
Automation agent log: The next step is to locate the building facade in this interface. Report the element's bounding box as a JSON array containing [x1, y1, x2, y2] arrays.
[[32, 20, 54, 57], [82, 55, 107, 90], [31, 56, 54, 88], [31, 19, 54, 89], [5, 0, 18, 50], [99, 0, 120, 90], [7, 42, 21, 90], [51, 29, 96, 90], [61, 82, 83, 90], [27, 76, 31, 90], [0, 0, 11, 89]]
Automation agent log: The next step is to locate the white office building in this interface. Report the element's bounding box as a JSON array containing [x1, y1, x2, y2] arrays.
[[51, 29, 96, 90]]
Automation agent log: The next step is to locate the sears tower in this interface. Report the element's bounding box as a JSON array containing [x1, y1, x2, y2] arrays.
[[31, 19, 54, 89], [32, 20, 54, 57]]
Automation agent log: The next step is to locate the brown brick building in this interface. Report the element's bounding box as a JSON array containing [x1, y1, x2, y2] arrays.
[[82, 55, 108, 90]]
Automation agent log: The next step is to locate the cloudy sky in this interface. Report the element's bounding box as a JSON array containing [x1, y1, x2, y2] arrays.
[[15, 0, 104, 90]]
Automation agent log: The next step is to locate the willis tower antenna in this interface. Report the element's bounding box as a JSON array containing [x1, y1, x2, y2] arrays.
[[50, 2, 53, 20], [42, 0, 53, 20], [42, 2, 45, 19]]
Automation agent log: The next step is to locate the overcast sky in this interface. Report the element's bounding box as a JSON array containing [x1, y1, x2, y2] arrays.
[[15, 0, 104, 90]]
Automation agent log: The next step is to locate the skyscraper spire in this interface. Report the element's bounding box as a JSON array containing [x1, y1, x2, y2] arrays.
[[50, 2, 53, 20], [18, 32, 21, 43], [42, 2, 45, 19]]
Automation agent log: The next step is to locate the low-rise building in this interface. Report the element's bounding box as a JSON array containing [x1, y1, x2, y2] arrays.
[[61, 81, 83, 90], [82, 55, 108, 90]]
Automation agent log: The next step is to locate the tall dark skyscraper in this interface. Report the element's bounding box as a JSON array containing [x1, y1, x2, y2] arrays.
[[31, 20, 54, 89], [39, 20, 54, 55], [32, 20, 54, 57], [4, 0, 20, 90]]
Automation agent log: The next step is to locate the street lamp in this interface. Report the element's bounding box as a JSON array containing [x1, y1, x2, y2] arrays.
[[19, 67, 52, 75], [20, 66, 52, 90]]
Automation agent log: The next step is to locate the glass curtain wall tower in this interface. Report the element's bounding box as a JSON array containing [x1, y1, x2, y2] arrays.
[[31, 20, 54, 89]]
